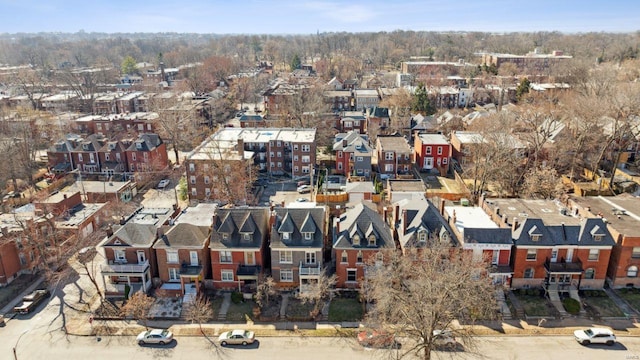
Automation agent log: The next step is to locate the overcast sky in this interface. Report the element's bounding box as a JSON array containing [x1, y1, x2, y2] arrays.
[[0, 0, 637, 34]]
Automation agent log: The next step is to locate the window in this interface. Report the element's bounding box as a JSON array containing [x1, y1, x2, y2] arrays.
[[280, 269, 293, 282], [105, 153, 110, 161], [352, 234, 360, 246], [282, 232, 290, 240], [523, 268, 534, 278], [632, 247, 640, 259], [168, 268, 179, 281], [277, 152, 282, 157], [78, 154, 84, 162], [437, 146, 443, 155], [191, 188, 197, 196], [368, 235, 376, 246], [305, 252, 316, 264], [302, 156, 310, 163], [205, 188, 211, 197], [492, 250, 499, 265], [418, 230, 428, 242], [426, 146, 432, 155], [204, 176, 210, 184], [270, 151, 274, 158], [357, 156, 363, 161], [337, 151, 343, 158], [167, 251, 178, 263], [243, 233, 251, 241], [280, 251, 292, 264], [356, 251, 363, 263], [585, 268, 595, 279], [203, 164, 209, 171], [221, 270, 234, 282], [442, 157, 448, 164], [277, 141, 281, 147], [277, 162, 282, 168], [526, 249, 537, 261], [384, 164, 394, 172], [294, 155, 299, 161], [341, 251, 348, 263], [304, 232, 312, 240], [293, 144, 299, 150], [189, 163, 195, 172], [628, 266, 638, 278], [385, 152, 394, 160], [190, 176, 196, 184], [347, 269, 357, 282], [220, 251, 232, 263], [588, 249, 599, 261], [115, 250, 126, 262], [301, 145, 310, 152]]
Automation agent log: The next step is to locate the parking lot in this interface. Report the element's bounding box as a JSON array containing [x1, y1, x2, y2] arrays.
[[258, 178, 315, 206]]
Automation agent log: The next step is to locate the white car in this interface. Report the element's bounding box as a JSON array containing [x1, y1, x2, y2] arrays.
[[432, 329, 457, 348], [218, 329, 256, 346], [157, 179, 171, 189], [297, 185, 311, 194], [573, 327, 616, 346], [137, 329, 173, 345]]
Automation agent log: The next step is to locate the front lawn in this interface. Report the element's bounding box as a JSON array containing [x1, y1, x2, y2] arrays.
[[616, 288, 640, 313], [582, 291, 624, 318], [513, 291, 555, 317], [225, 299, 257, 322], [286, 297, 315, 319], [328, 297, 364, 322], [211, 296, 223, 317]]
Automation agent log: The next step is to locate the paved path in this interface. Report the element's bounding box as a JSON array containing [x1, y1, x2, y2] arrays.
[[604, 287, 640, 319], [217, 292, 231, 321], [280, 293, 289, 319]]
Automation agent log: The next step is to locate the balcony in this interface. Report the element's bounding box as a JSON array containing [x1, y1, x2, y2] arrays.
[[101, 260, 149, 274], [544, 257, 583, 274], [237, 264, 261, 280], [299, 261, 321, 277], [179, 264, 203, 277]]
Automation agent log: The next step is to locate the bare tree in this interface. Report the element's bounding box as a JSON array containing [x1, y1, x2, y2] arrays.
[[363, 241, 496, 360], [254, 275, 277, 310], [296, 269, 336, 319], [184, 294, 214, 336], [120, 291, 155, 329], [521, 165, 565, 199]]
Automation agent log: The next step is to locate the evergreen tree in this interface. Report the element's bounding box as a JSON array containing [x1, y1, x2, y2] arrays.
[[290, 54, 301, 71], [411, 83, 435, 115]]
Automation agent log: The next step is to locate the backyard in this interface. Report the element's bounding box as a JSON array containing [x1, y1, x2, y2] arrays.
[[581, 290, 624, 318]]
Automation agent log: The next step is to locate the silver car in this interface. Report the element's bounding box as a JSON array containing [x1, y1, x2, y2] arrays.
[[218, 329, 256, 346], [137, 329, 173, 345]]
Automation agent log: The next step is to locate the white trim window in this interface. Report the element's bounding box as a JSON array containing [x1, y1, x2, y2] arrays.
[[280, 251, 292, 264], [114, 250, 126, 262], [588, 249, 599, 261], [221, 270, 234, 282], [280, 269, 293, 282], [168, 268, 179, 281], [166, 250, 178, 264], [346, 268, 357, 282], [526, 249, 537, 261], [220, 251, 232, 263]]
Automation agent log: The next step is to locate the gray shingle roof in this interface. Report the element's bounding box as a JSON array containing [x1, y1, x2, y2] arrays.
[[106, 222, 157, 247], [210, 207, 269, 249], [271, 207, 325, 249], [333, 202, 394, 250], [514, 217, 615, 247], [154, 223, 210, 248], [463, 228, 513, 245], [396, 198, 459, 249]]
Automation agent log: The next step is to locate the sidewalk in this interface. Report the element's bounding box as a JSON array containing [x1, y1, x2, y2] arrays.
[[0, 276, 45, 315]]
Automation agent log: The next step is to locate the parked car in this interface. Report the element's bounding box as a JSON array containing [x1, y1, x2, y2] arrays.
[[296, 197, 308, 202], [357, 330, 397, 348], [218, 329, 256, 346], [432, 329, 457, 348], [13, 289, 49, 314], [157, 179, 170, 189], [574, 327, 616, 346], [297, 185, 311, 194], [137, 329, 173, 345], [297, 179, 311, 187]]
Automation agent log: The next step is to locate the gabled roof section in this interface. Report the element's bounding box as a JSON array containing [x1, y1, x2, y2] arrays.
[[513, 218, 555, 246], [300, 213, 317, 233], [395, 198, 458, 249], [210, 207, 269, 249], [278, 213, 296, 233], [577, 218, 615, 246], [154, 223, 209, 249], [271, 207, 326, 249], [333, 202, 394, 250], [103, 222, 157, 247]]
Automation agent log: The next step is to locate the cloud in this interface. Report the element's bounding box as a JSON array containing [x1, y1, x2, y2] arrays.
[[301, 1, 378, 23]]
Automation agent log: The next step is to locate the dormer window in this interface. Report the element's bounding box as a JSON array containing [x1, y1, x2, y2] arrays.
[[303, 232, 312, 241], [282, 232, 290, 240], [531, 234, 541, 242], [136, 142, 143, 150], [352, 234, 360, 246], [591, 225, 604, 241], [368, 235, 376, 246], [243, 233, 251, 242], [222, 233, 229, 240], [418, 230, 428, 243], [528, 226, 541, 241], [82, 144, 89, 150]]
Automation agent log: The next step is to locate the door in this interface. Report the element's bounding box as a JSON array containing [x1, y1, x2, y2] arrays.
[[246, 252, 255, 266], [551, 248, 558, 263], [137, 251, 146, 264], [190, 251, 198, 266], [423, 157, 434, 170], [566, 248, 573, 262]]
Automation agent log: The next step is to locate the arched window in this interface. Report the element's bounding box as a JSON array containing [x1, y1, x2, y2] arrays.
[[356, 251, 363, 263], [341, 251, 348, 263], [584, 268, 595, 279], [352, 234, 360, 246], [628, 266, 638, 278]]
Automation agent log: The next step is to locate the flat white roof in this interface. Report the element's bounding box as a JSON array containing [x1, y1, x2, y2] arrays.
[[445, 205, 498, 237]]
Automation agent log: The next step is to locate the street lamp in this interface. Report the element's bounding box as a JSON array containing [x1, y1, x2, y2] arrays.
[[13, 329, 29, 360]]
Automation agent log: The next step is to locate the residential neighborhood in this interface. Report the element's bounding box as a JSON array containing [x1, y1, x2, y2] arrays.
[[1, 11, 640, 360]]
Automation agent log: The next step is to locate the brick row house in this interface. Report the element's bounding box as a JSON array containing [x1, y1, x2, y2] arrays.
[[185, 128, 317, 202], [333, 131, 372, 179], [376, 135, 413, 177], [47, 133, 169, 179], [414, 133, 451, 176]]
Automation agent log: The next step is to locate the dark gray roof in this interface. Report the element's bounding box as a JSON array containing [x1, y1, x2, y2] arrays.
[[71, 134, 106, 153], [463, 228, 513, 245], [154, 223, 210, 249], [333, 202, 394, 250], [513, 217, 615, 247], [396, 198, 459, 249], [105, 222, 157, 247], [210, 207, 269, 249], [126, 133, 163, 152], [271, 207, 325, 249]]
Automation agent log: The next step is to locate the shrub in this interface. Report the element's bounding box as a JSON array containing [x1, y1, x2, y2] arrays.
[[231, 291, 243, 304], [562, 297, 581, 315]]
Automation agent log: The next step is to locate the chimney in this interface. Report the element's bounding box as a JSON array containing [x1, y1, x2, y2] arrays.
[[106, 225, 113, 237], [156, 227, 164, 238], [452, 210, 457, 225], [237, 139, 244, 159], [335, 217, 340, 234], [402, 209, 408, 234], [394, 204, 400, 226], [342, 139, 348, 147], [502, 213, 508, 226], [63, 193, 67, 199], [512, 217, 519, 233], [383, 206, 389, 225], [439, 199, 446, 216], [495, 207, 500, 216], [269, 209, 277, 229]]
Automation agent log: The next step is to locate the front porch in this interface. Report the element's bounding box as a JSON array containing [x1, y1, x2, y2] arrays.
[[100, 261, 152, 298], [299, 262, 321, 292]]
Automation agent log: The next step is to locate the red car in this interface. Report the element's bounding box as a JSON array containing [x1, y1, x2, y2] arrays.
[[357, 330, 397, 348]]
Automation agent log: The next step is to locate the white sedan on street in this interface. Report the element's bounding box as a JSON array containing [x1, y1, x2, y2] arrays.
[[573, 327, 616, 345], [137, 329, 173, 345], [218, 329, 256, 346]]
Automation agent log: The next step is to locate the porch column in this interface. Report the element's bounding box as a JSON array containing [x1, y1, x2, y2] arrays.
[[141, 270, 148, 293], [180, 277, 185, 295]]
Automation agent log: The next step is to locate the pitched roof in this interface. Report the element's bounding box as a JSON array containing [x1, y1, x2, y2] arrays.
[[210, 207, 269, 249], [105, 222, 157, 247], [395, 197, 459, 249], [333, 202, 394, 250], [154, 223, 210, 248], [513, 217, 615, 247], [271, 207, 326, 249]]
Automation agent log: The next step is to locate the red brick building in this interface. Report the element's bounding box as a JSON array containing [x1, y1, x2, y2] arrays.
[[414, 133, 451, 176]]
